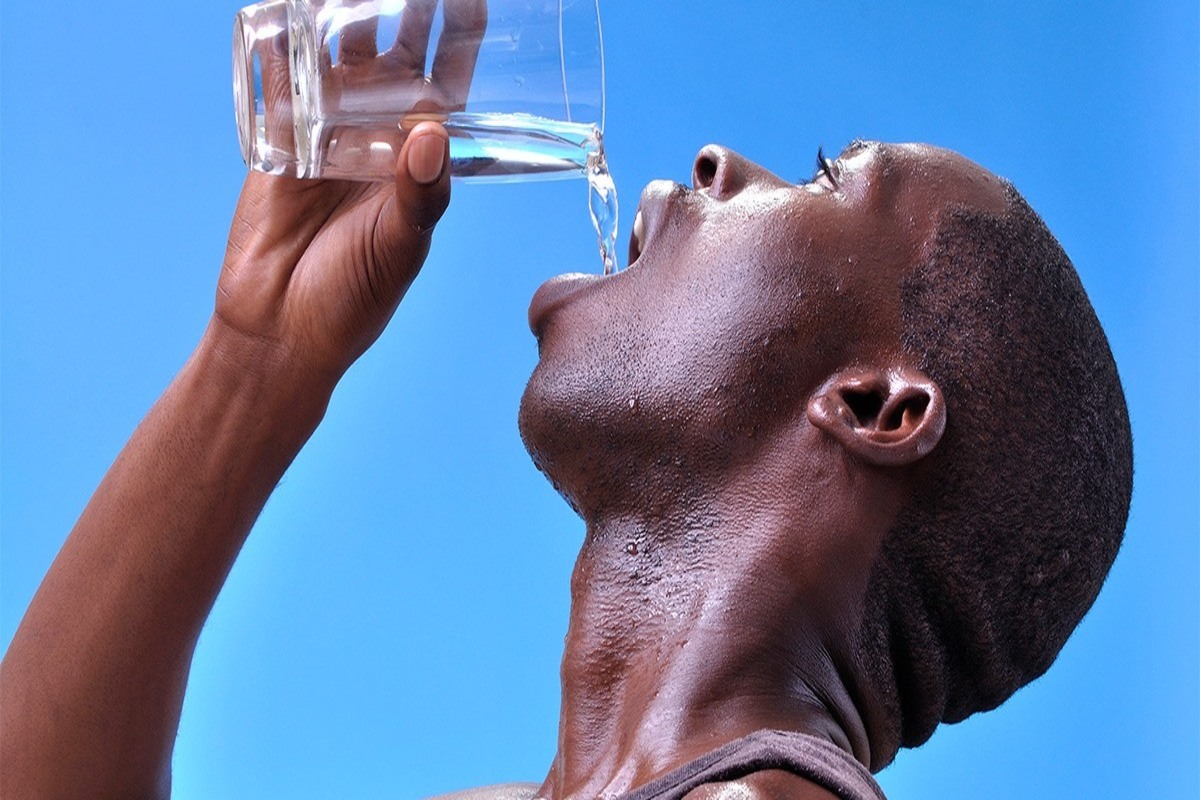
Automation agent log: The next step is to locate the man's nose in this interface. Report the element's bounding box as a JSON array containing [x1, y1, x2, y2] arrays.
[[692, 145, 785, 199]]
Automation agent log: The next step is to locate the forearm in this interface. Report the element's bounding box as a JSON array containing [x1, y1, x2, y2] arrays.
[[1, 319, 334, 799]]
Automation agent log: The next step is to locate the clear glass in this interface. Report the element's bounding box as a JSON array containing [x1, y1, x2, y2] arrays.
[[233, 0, 606, 183]]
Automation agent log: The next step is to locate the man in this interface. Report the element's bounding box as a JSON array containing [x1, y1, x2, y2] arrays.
[[0, 127, 1133, 798], [0, 114, 1131, 800]]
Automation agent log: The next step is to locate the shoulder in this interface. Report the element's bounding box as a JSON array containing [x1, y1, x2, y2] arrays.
[[682, 769, 841, 800], [426, 783, 540, 800]]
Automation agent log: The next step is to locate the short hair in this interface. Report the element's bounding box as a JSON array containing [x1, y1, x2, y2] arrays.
[[852, 185, 1133, 771]]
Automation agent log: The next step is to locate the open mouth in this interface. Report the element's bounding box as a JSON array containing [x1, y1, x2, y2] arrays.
[[626, 179, 685, 270], [628, 209, 646, 266], [528, 182, 684, 336]]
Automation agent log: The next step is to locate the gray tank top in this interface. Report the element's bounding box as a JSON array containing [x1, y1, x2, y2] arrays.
[[431, 730, 885, 800], [617, 729, 886, 800]]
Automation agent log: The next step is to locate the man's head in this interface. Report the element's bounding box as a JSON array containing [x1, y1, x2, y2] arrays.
[[520, 142, 1005, 513], [518, 141, 1131, 769]]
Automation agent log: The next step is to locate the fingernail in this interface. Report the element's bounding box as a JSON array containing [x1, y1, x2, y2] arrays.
[[408, 134, 446, 185]]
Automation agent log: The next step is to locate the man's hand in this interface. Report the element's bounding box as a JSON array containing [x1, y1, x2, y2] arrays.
[[217, 123, 450, 383], [216, 0, 490, 381]]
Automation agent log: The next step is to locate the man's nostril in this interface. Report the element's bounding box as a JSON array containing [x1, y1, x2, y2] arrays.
[[694, 155, 718, 190]]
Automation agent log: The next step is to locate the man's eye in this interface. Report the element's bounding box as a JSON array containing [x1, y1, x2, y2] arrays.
[[813, 146, 840, 190]]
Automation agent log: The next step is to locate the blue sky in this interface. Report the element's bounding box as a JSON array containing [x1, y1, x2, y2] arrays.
[[2, 2, 1197, 798]]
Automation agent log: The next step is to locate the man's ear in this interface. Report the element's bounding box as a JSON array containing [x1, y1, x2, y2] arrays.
[[806, 366, 946, 467]]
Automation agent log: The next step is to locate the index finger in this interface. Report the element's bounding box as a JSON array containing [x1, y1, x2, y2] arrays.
[[387, 0, 439, 77], [429, 0, 488, 111], [339, 13, 380, 66]]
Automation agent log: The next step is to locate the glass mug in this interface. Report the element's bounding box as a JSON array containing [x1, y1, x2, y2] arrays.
[[233, 0, 607, 183]]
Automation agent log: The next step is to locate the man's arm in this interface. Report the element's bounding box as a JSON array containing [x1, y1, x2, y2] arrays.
[[0, 124, 451, 800]]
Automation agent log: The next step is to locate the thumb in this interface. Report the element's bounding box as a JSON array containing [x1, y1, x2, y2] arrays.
[[368, 122, 451, 302], [393, 121, 452, 237]]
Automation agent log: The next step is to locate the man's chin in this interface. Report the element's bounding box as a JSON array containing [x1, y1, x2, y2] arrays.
[[516, 360, 574, 474], [517, 368, 583, 514], [516, 351, 639, 514], [527, 272, 603, 340]]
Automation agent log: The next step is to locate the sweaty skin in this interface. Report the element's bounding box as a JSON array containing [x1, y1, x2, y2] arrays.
[[430, 143, 1007, 800], [511, 142, 1006, 799], [0, 66, 1006, 800]]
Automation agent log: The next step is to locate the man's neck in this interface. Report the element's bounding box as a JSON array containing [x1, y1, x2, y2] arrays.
[[536, 496, 873, 800]]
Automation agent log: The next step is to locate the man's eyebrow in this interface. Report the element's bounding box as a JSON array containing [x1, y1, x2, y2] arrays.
[[839, 139, 878, 159]]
